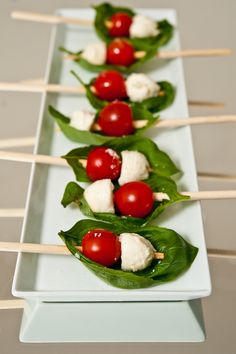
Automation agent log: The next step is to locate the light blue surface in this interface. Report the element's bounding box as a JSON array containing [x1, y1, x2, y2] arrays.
[[20, 300, 205, 342]]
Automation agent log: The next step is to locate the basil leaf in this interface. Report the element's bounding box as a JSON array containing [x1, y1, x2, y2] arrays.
[[63, 136, 179, 183], [59, 219, 198, 289], [94, 3, 174, 51], [61, 172, 188, 227], [49, 105, 159, 146], [71, 70, 175, 113]]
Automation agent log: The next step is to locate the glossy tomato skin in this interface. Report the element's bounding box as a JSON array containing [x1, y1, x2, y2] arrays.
[[86, 147, 122, 181], [107, 39, 135, 67], [82, 229, 121, 267], [108, 12, 132, 37], [98, 101, 134, 137], [93, 70, 127, 101], [114, 181, 154, 218]]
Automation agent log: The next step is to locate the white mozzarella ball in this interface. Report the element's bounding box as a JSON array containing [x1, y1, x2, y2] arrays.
[[129, 15, 159, 38], [155, 192, 170, 202], [81, 42, 106, 65], [125, 73, 160, 102], [119, 233, 155, 272], [70, 110, 96, 131], [83, 179, 115, 214], [118, 150, 150, 185]]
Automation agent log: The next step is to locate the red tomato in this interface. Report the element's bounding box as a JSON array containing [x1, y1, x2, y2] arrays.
[[86, 147, 122, 181], [93, 70, 127, 101], [98, 101, 134, 136], [107, 39, 135, 67], [114, 181, 154, 218], [108, 12, 132, 37], [82, 229, 121, 267]]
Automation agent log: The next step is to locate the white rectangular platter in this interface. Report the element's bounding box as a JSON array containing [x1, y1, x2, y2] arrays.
[[12, 8, 211, 302]]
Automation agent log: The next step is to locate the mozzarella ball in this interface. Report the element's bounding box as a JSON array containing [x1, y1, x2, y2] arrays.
[[129, 15, 159, 38], [81, 42, 107, 65], [155, 192, 170, 202], [118, 150, 150, 185], [84, 179, 115, 213], [70, 110, 96, 131], [119, 233, 156, 272], [125, 73, 160, 102]]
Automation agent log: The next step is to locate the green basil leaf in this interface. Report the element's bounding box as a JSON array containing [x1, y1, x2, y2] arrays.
[[59, 219, 198, 289], [71, 70, 175, 113], [63, 136, 179, 183], [49, 105, 159, 146], [93, 3, 174, 51]]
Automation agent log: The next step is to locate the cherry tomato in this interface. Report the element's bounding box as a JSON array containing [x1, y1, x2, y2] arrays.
[[108, 12, 132, 37], [82, 229, 121, 267], [107, 39, 135, 67], [93, 70, 127, 101], [114, 181, 154, 218], [86, 147, 122, 181], [98, 101, 134, 136]]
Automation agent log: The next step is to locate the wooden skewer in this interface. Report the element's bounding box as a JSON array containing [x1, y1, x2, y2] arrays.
[[198, 172, 236, 182], [66, 48, 231, 62], [152, 115, 236, 128], [155, 48, 232, 59], [0, 137, 36, 149], [0, 81, 226, 109], [188, 100, 225, 108], [179, 190, 236, 200], [0, 150, 67, 166], [0, 299, 25, 310], [0, 82, 85, 94], [11, 11, 93, 26], [0, 241, 164, 260], [0, 209, 25, 218]]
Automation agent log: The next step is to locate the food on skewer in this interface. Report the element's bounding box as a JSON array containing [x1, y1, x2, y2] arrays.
[[92, 70, 127, 101], [81, 229, 159, 271], [61, 39, 159, 73], [61, 176, 188, 226], [94, 3, 173, 51], [86, 147, 122, 181], [62, 137, 179, 183], [59, 219, 198, 289], [72, 69, 174, 112], [113, 181, 155, 218], [49, 102, 159, 145]]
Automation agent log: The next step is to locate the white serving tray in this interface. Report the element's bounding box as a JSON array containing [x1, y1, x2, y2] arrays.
[[12, 8, 211, 302]]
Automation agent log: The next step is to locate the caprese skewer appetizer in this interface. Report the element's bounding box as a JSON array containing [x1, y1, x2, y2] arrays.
[[94, 3, 173, 51], [62, 137, 179, 183], [60, 38, 161, 73], [61, 177, 188, 226], [49, 99, 168, 145], [59, 219, 198, 289], [71, 70, 174, 112]]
